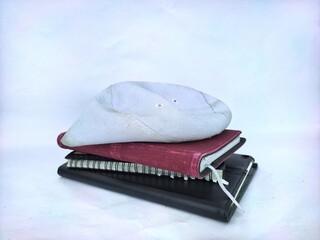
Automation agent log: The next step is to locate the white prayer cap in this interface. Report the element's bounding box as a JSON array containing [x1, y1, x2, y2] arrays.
[[60, 81, 232, 146]]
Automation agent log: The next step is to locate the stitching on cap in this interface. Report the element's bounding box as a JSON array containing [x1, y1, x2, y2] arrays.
[[130, 114, 184, 142], [200, 92, 220, 112]]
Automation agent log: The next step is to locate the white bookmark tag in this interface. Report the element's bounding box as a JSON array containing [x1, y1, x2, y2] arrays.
[[206, 165, 244, 212]]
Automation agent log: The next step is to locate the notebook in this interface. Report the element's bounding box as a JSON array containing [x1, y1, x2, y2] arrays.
[[57, 129, 245, 177], [57, 153, 257, 222], [65, 151, 224, 182]]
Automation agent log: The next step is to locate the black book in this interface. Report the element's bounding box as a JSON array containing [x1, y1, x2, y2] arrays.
[[57, 154, 257, 222]]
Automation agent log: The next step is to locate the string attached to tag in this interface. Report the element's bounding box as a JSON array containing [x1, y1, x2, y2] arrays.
[[213, 178, 229, 185], [206, 165, 244, 212]]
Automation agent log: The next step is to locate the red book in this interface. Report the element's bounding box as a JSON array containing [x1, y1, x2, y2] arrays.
[[57, 130, 245, 177]]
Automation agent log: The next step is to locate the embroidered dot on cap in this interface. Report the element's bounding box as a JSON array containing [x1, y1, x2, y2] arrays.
[[60, 81, 232, 147]]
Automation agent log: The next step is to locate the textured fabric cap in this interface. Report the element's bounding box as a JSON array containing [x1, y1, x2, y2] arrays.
[[61, 81, 232, 146]]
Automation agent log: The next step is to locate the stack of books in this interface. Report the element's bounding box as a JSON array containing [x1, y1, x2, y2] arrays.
[[57, 129, 257, 222]]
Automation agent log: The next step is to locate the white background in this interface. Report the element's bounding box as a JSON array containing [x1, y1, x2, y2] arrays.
[[1, 0, 319, 239]]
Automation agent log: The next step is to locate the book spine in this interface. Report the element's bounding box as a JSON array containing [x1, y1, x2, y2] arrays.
[[115, 144, 195, 177], [67, 159, 222, 182], [57, 133, 199, 176]]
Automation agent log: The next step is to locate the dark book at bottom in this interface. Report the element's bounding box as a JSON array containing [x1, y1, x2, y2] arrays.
[[57, 153, 257, 222]]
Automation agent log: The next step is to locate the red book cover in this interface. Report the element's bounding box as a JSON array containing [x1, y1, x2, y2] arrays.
[[57, 130, 244, 177]]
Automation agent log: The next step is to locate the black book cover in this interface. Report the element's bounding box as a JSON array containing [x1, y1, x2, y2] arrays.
[[57, 154, 257, 222]]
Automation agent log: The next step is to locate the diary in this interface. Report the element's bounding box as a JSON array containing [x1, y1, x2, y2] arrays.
[[57, 153, 257, 222], [57, 129, 245, 177]]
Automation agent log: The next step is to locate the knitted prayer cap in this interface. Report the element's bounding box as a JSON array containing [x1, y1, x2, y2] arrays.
[[60, 81, 232, 146]]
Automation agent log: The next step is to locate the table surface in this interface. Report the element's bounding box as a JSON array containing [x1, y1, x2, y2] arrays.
[[1, 1, 319, 239]]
